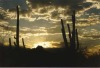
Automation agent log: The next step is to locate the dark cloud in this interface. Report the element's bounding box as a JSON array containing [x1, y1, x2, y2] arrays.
[[29, 0, 84, 8], [51, 10, 60, 19], [82, 2, 93, 8], [0, 0, 31, 21], [39, 8, 48, 13], [0, 8, 8, 20], [28, 0, 92, 13], [0, 14, 5, 20], [86, 7, 100, 14], [0, 24, 16, 32], [0, 0, 94, 20], [83, 35, 100, 39], [53, 0, 84, 11], [0, 0, 28, 11], [28, 0, 52, 8]]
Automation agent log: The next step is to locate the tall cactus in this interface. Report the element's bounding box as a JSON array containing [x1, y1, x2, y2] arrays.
[[71, 10, 76, 50], [76, 29, 79, 50], [67, 24, 72, 46], [61, 19, 68, 48], [16, 5, 19, 47], [9, 38, 11, 47], [14, 42, 16, 46], [22, 38, 25, 48]]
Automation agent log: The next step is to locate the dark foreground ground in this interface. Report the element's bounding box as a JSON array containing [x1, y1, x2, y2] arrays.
[[0, 45, 100, 67]]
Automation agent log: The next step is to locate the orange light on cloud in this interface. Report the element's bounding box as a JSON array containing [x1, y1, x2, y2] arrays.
[[31, 42, 58, 49], [32, 42, 52, 48]]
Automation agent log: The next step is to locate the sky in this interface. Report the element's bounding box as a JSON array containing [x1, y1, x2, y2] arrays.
[[0, 0, 100, 49]]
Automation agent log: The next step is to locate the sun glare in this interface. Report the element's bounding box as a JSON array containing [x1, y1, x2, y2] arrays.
[[32, 42, 52, 48]]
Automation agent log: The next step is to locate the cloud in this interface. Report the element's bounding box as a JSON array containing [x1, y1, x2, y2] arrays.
[[82, 2, 93, 8], [86, 7, 100, 14], [79, 28, 100, 40], [29, 0, 84, 8], [0, 0, 95, 22], [0, 0, 100, 48], [28, 0, 92, 14], [53, 0, 84, 12], [39, 7, 48, 13], [0, 13, 5, 20], [46, 25, 62, 34], [0, 0, 31, 21], [0, 25, 15, 31], [0, 0, 28, 11], [28, 0, 52, 8], [50, 42, 65, 48], [83, 35, 100, 39], [0, 8, 8, 20], [51, 10, 60, 19]]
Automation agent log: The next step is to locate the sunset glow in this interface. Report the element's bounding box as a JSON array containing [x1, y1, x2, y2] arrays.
[[32, 42, 52, 48]]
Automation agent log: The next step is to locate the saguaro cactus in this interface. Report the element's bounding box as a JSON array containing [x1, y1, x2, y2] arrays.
[[61, 19, 68, 48], [67, 24, 72, 46], [16, 5, 19, 47], [71, 10, 76, 50], [22, 38, 25, 48], [14, 42, 16, 46], [76, 29, 79, 50], [9, 38, 11, 47]]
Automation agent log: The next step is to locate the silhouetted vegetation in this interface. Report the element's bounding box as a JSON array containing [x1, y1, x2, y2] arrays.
[[0, 6, 100, 67], [61, 10, 79, 51], [9, 38, 11, 47], [0, 45, 100, 67], [61, 19, 68, 48], [15, 5, 19, 48], [22, 38, 25, 48]]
